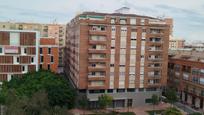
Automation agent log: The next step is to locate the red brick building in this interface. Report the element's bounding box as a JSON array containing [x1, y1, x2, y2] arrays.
[[65, 12, 170, 108], [39, 37, 59, 73], [168, 50, 204, 110]]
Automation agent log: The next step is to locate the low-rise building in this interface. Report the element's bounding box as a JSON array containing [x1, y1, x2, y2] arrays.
[[0, 22, 65, 73], [0, 30, 59, 84], [39, 37, 59, 73], [168, 50, 204, 110], [0, 30, 39, 84], [169, 36, 185, 49]]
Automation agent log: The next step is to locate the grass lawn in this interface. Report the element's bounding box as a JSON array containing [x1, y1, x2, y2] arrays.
[[146, 110, 164, 115]]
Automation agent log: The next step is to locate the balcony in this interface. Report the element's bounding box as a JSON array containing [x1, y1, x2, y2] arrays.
[[89, 30, 107, 36], [88, 55, 107, 62], [148, 65, 162, 70], [149, 20, 166, 25], [88, 75, 106, 81], [88, 65, 106, 71], [147, 83, 161, 87], [148, 58, 163, 62], [89, 40, 107, 45], [148, 74, 161, 78], [148, 47, 163, 52], [88, 48, 108, 53]]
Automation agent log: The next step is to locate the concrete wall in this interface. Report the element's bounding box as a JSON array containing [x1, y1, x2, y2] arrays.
[[87, 90, 161, 107]]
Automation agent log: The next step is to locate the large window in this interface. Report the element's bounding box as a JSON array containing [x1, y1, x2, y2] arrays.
[[10, 32, 20, 45]]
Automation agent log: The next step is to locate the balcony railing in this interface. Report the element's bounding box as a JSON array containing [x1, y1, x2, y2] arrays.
[[88, 75, 105, 78]]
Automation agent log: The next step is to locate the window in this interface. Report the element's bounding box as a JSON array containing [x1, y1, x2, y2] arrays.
[[141, 19, 145, 25], [24, 48, 27, 54], [120, 19, 126, 24], [13, 56, 20, 64], [48, 48, 51, 54], [107, 89, 113, 93], [131, 32, 137, 39], [127, 99, 133, 107], [51, 56, 54, 63], [40, 48, 43, 54], [127, 88, 135, 92], [40, 56, 44, 63], [10, 32, 20, 45], [21, 47, 27, 55], [31, 57, 35, 63], [47, 64, 50, 70], [130, 18, 136, 25], [117, 89, 125, 93], [17, 57, 19, 63], [22, 65, 27, 73], [0, 47, 3, 54], [40, 64, 43, 69], [111, 19, 115, 24], [131, 40, 137, 48], [22, 66, 25, 71]]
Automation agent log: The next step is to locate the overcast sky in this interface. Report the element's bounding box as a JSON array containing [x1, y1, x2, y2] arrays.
[[0, 0, 204, 41]]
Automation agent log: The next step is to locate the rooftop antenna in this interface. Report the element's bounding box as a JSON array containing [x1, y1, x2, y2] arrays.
[[53, 18, 57, 24]]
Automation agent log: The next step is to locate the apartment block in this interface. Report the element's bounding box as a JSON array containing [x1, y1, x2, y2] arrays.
[[0, 22, 66, 73], [39, 37, 59, 73], [0, 30, 39, 84], [168, 50, 204, 110], [169, 36, 185, 49], [65, 12, 170, 108]]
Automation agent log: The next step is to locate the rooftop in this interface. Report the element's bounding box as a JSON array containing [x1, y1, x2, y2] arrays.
[[169, 50, 204, 62], [78, 11, 160, 20]]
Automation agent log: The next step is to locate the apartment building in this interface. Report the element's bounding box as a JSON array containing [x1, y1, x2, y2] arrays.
[[39, 37, 59, 73], [168, 50, 204, 110], [0, 22, 66, 73], [65, 12, 170, 108], [0, 30, 39, 84], [0, 30, 59, 84], [169, 36, 185, 49]]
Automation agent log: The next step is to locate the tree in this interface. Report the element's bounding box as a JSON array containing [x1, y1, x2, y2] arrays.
[[98, 94, 113, 109], [165, 88, 178, 107], [0, 70, 76, 109], [78, 96, 89, 115], [162, 107, 182, 115], [2, 89, 68, 115], [151, 94, 159, 115]]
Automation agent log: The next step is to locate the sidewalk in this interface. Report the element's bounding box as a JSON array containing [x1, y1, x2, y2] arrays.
[[174, 102, 200, 114], [115, 103, 172, 115], [69, 103, 179, 115]]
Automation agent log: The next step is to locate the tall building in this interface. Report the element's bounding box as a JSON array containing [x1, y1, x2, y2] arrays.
[[65, 12, 170, 108], [169, 36, 185, 49], [0, 30, 39, 84], [0, 22, 65, 73], [168, 50, 204, 110]]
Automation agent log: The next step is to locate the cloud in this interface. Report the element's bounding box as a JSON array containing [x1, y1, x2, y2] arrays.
[[0, 0, 204, 41]]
